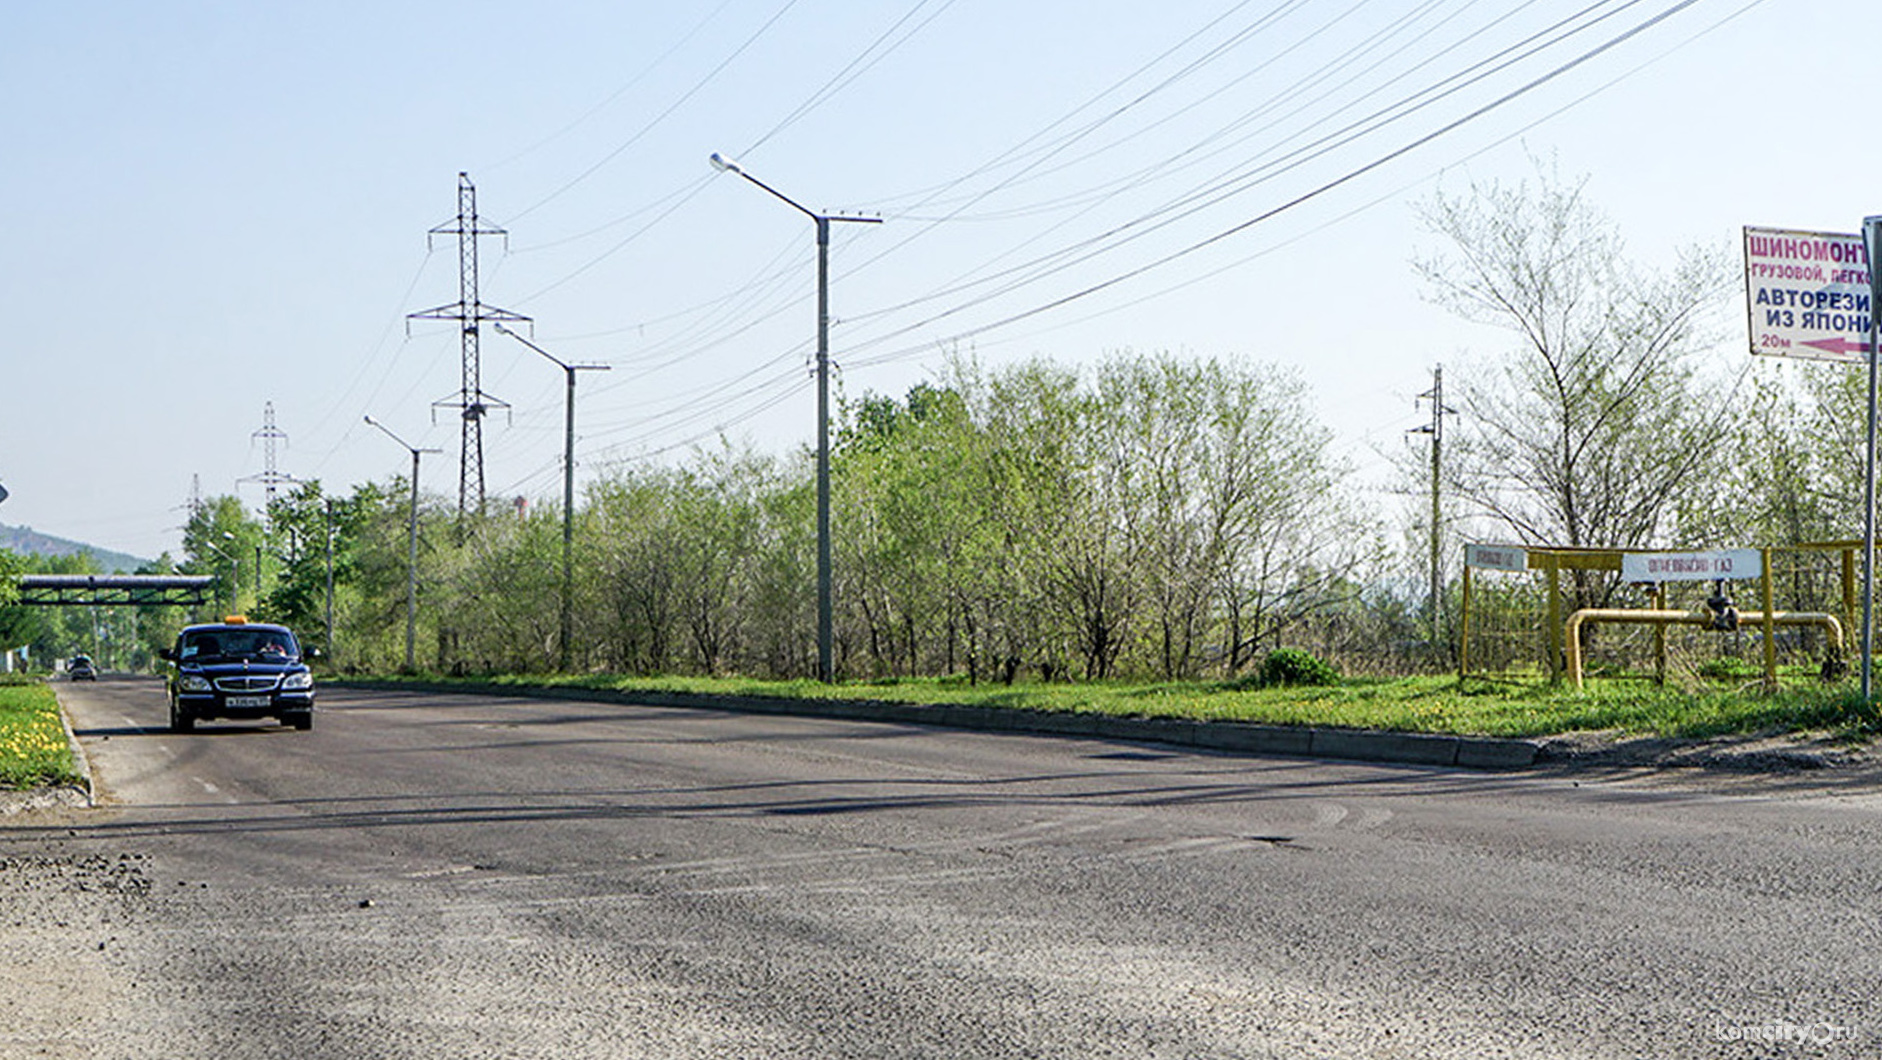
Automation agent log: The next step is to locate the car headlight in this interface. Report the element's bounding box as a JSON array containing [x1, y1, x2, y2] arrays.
[[281, 671, 314, 691], [180, 675, 212, 692]]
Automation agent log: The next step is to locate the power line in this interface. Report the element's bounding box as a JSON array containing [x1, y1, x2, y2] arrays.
[[492, 0, 1725, 495], [842, 0, 1637, 346], [303, 248, 437, 474], [739, 0, 962, 156], [482, 0, 743, 178], [494, 2, 1569, 479], [841, 0, 1712, 371], [503, 0, 804, 226], [505, 0, 952, 310], [945, 0, 1771, 359]]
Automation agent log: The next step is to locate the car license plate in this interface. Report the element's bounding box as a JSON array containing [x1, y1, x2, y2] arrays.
[[225, 695, 271, 708]]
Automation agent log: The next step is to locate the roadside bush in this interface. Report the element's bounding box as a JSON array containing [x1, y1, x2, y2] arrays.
[[1259, 648, 1341, 688]]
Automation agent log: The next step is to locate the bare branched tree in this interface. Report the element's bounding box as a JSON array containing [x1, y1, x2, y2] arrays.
[[1414, 159, 1738, 564]]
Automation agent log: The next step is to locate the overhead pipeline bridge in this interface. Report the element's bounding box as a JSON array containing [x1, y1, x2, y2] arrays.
[[14, 574, 217, 607]]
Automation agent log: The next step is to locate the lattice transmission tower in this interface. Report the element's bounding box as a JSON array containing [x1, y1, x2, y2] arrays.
[[239, 401, 298, 509], [407, 172, 529, 522]]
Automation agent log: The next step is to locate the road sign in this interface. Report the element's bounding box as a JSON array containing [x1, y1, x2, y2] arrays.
[[1620, 549, 1761, 583], [1743, 226, 1871, 363]]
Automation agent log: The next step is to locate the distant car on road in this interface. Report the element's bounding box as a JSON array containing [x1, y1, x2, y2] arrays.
[[157, 617, 315, 731], [67, 655, 96, 681]]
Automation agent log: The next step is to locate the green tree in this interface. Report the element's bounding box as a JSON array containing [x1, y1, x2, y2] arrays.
[[837, 382, 978, 677], [182, 496, 266, 617], [452, 509, 564, 672]]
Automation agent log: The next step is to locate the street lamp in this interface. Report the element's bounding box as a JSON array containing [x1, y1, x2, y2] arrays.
[[324, 498, 336, 662], [364, 416, 441, 672], [709, 151, 881, 683], [202, 534, 237, 616], [493, 323, 610, 673]]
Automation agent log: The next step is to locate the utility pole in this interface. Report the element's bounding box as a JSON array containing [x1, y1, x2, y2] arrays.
[[1410, 365, 1454, 658], [364, 416, 440, 673], [323, 498, 335, 662], [492, 324, 609, 672], [203, 537, 237, 617], [709, 152, 881, 682], [408, 173, 529, 528]]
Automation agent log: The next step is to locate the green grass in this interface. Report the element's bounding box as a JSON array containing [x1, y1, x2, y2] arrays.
[[352, 669, 1881, 743], [0, 680, 82, 790]]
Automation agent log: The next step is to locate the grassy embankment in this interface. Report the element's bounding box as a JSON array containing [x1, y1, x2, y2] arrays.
[[0, 677, 81, 790], [354, 667, 1879, 743]]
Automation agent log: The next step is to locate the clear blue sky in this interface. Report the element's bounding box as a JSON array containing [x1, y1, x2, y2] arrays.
[[0, 0, 1860, 560]]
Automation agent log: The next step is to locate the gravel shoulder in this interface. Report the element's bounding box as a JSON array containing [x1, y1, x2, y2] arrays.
[[0, 846, 151, 1059]]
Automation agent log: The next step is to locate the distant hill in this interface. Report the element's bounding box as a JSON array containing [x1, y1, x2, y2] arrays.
[[0, 524, 151, 574]]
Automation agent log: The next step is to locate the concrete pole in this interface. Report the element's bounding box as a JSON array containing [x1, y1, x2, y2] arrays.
[[816, 216, 833, 683], [708, 153, 879, 682], [324, 498, 335, 661], [561, 366, 576, 672], [406, 449, 421, 673]]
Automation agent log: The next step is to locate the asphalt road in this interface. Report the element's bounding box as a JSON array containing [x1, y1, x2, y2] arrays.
[[4, 676, 1880, 1058]]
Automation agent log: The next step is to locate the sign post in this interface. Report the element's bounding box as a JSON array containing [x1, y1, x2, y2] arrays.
[[1744, 224, 1878, 703], [1865, 217, 1882, 703]]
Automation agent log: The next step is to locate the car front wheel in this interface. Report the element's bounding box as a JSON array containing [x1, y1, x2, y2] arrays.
[[169, 700, 195, 733]]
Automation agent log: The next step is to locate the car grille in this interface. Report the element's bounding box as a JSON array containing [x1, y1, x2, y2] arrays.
[[214, 676, 280, 693]]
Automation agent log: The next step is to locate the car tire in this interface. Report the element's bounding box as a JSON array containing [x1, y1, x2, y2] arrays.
[[170, 702, 195, 733], [285, 711, 313, 731]]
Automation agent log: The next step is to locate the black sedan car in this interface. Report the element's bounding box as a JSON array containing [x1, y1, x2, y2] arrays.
[[158, 619, 315, 731], [68, 655, 96, 681]]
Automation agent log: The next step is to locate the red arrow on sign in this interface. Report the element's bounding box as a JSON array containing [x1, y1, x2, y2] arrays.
[[1802, 336, 1875, 355]]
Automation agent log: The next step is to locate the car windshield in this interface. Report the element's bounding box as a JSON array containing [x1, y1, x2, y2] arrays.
[[178, 629, 298, 662]]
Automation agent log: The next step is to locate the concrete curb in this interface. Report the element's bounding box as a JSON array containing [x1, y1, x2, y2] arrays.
[[329, 679, 1539, 771], [51, 683, 96, 807]]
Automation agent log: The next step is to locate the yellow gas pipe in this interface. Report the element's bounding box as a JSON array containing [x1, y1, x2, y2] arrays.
[[1563, 609, 1843, 689]]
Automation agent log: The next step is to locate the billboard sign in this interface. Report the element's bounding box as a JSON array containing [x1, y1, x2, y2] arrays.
[[1743, 226, 1871, 363]]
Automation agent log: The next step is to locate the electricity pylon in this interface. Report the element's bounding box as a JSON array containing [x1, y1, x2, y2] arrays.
[[407, 173, 529, 524]]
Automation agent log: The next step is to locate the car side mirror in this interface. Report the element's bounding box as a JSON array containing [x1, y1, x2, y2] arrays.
[[157, 648, 177, 662]]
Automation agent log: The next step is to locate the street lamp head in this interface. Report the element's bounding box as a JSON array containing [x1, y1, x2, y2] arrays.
[[364, 414, 421, 454], [709, 152, 741, 176]]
